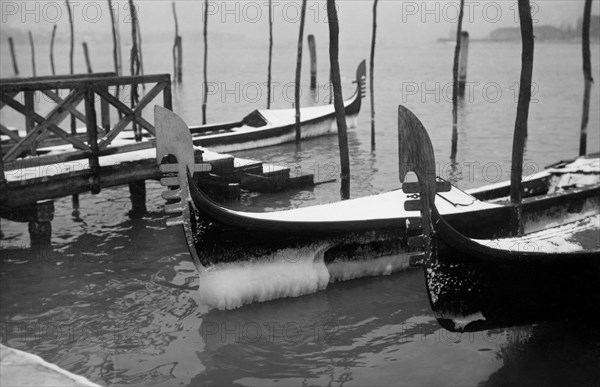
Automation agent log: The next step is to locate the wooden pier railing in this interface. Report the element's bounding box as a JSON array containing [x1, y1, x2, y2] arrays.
[[0, 73, 172, 182]]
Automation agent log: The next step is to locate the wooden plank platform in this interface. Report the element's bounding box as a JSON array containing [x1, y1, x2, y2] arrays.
[[1, 138, 315, 208]]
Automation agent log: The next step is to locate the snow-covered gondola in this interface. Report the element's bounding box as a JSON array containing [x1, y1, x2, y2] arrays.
[[154, 105, 598, 310], [398, 105, 600, 332], [186, 61, 366, 153]]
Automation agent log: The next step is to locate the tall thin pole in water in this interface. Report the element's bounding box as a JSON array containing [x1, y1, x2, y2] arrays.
[[202, 0, 209, 124], [108, 1, 121, 76], [510, 0, 535, 235], [308, 34, 317, 89], [327, 0, 350, 200], [294, 0, 308, 143], [28, 31, 36, 77], [172, 2, 183, 83], [65, 0, 74, 75], [107, 0, 122, 118], [369, 0, 379, 151], [128, 0, 141, 141], [8, 37, 19, 76], [82, 42, 92, 73], [579, 0, 593, 156], [267, 0, 273, 109], [450, 0, 465, 160], [50, 25, 57, 75], [65, 0, 80, 214]]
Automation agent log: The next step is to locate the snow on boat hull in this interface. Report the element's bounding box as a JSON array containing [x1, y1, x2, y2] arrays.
[[154, 106, 600, 310], [187, 61, 365, 153], [397, 104, 600, 332]]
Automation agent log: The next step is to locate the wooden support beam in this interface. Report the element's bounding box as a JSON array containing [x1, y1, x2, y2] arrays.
[[84, 88, 101, 194], [24, 91, 36, 155], [1, 89, 89, 160], [28, 200, 54, 247], [163, 80, 173, 110], [128, 180, 146, 218], [93, 85, 157, 148], [100, 87, 111, 135], [0, 74, 169, 93], [0, 125, 22, 145], [41, 89, 87, 124], [0, 137, 5, 185]]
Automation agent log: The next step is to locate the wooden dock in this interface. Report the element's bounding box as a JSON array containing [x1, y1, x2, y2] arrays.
[[1, 73, 314, 245]]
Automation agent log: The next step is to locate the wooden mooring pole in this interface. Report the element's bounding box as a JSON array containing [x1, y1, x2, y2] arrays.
[[65, 0, 80, 215], [295, 0, 308, 143], [369, 0, 379, 151], [450, 0, 465, 160], [511, 0, 535, 235], [327, 0, 350, 200], [82, 42, 93, 73], [458, 31, 469, 98], [308, 34, 317, 89], [28, 32, 36, 77], [579, 0, 593, 156], [267, 0, 273, 109], [50, 25, 57, 75], [8, 37, 19, 76], [172, 2, 183, 83], [28, 200, 54, 247], [202, 0, 209, 124]]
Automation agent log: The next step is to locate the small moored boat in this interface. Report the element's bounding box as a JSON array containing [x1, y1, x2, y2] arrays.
[[186, 60, 366, 153], [398, 104, 600, 332], [154, 105, 599, 309]]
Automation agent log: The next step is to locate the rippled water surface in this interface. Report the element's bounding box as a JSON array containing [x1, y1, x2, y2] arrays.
[[1, 9, 600, 386]]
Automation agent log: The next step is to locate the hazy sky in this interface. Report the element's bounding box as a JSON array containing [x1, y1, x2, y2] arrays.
[[1, 0, 598, 45]]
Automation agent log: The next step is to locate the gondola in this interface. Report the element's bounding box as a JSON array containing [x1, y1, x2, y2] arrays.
[[154, 105, 599, 309], [398, 105, 600, 332], [184, 60, 366, 153]]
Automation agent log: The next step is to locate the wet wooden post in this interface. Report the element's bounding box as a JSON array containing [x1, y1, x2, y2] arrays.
[[327, 0, 350, 200], [28, 200, 54, 247], [266, 0, 273, 109], [0, 137, 5, 186], [511, 0, 535, 235], [295, 0, 308, 143], [458, 31, 469, 98], [172, 2, 183, 83], [24, 91, 36, 155], [108, 0, 122, 119], [100, 87, 110, 135], [579, 0, 593, 156], [65, 0, 80, 214], [50, 25, 57, 75], [164, 81, 173, 110], [28, 32, 36, 77], [308, 34, 317, 89], [450, 0, 465, 160], [82, 42, 93, 73], [128, 0, 142, 141], [128, 180, 147, 218], [369, 0, 379, 151], [84, 89, 101, 194], [176, 37, 182, 82], [202, 0, 209, 124], [8, 37, 19, 76]]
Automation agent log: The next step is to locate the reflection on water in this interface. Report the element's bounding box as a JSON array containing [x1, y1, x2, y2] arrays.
[[3, 214, 600, 386]]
